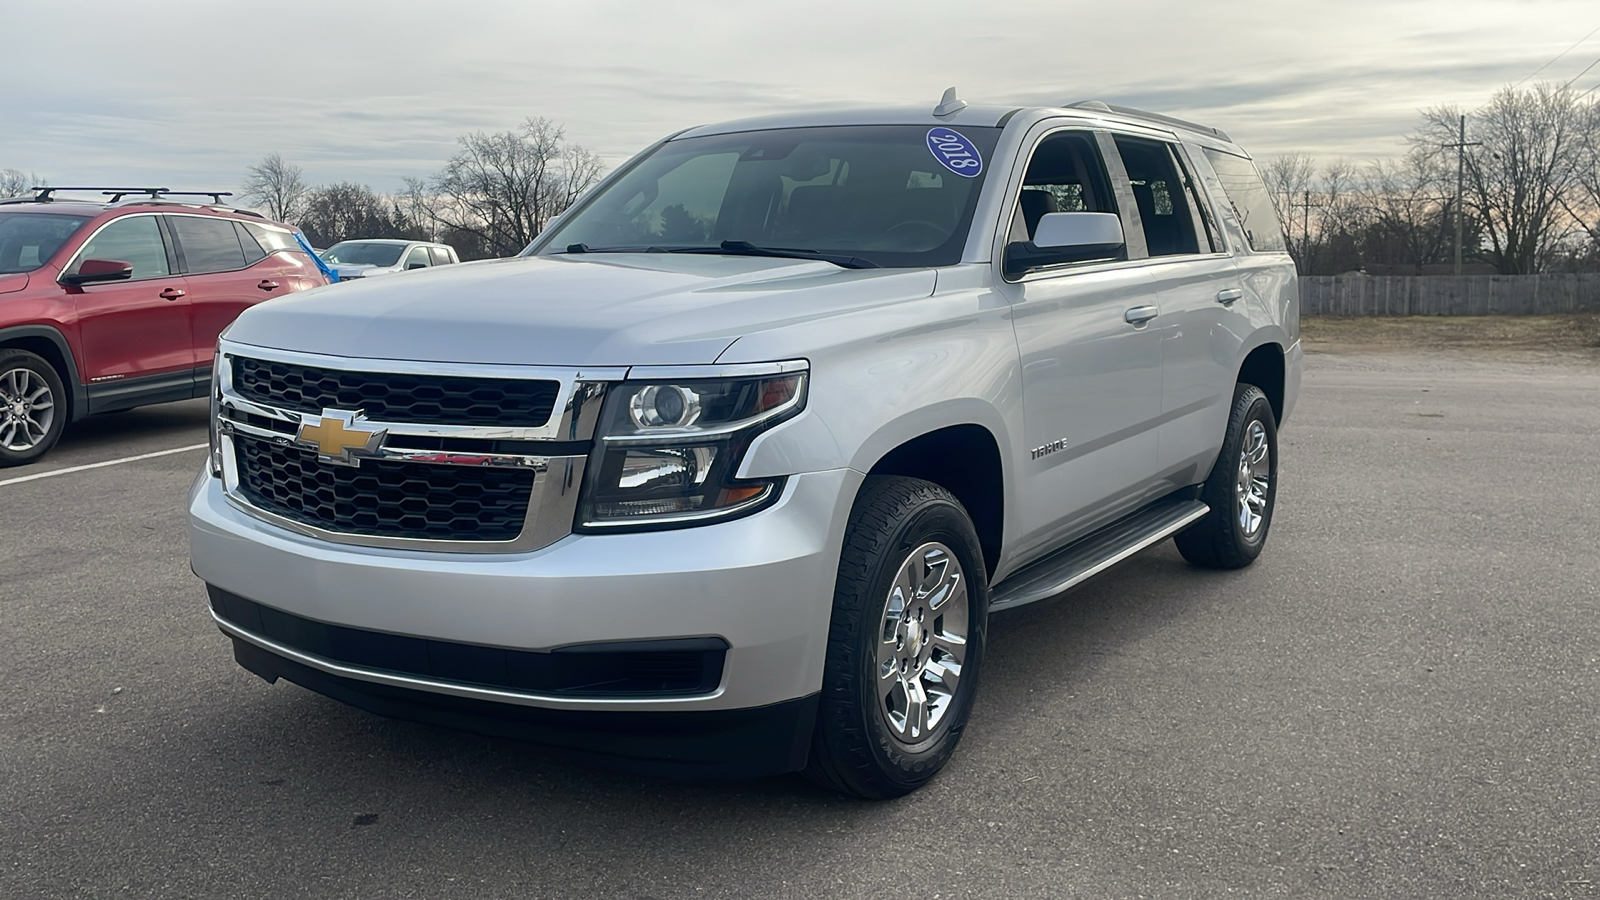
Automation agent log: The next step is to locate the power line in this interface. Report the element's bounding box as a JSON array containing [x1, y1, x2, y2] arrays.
[[1564, 52, 1600, 88], [1517, 24, 1600, 86]]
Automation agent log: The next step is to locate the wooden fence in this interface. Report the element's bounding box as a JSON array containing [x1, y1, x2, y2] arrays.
[[1299, 274, 1600, 316]]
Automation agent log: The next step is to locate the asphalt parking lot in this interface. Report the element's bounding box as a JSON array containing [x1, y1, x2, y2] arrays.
[[3, 347, 1598, 899]]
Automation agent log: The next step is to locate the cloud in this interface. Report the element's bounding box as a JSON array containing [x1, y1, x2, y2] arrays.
[[0, 0, 1592, 190]]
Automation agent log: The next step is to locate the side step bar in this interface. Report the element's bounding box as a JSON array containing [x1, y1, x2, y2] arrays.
[[989, 499, 1209, 613]]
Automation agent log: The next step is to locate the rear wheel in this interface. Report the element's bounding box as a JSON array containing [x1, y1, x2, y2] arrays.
[[0, 350, 67, 467], [805, 476, 988, 799], [1175, 383, 1278, 569]]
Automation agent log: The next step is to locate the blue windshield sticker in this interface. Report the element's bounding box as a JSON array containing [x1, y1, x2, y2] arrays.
[[926, 128, 983, 178]]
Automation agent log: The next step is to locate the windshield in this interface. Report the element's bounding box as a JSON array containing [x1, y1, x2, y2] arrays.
[[321, 242, 405, 266], [535, 125, 1001, 268], [0, 213, 92, 274]]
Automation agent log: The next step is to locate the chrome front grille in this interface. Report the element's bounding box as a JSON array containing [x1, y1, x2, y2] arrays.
[[214, 342, 625, 553]]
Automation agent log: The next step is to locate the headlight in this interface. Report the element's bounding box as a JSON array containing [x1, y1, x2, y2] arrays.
[[577, 368, 807, 529], [207, 352, 223, 478]]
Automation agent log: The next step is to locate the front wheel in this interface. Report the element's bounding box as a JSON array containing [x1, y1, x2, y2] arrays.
[[805, 476, 988, 799], [0, 350, 67, 467], [1175, 383, 1278, 569]]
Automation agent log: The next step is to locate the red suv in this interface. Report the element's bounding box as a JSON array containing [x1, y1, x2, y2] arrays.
[[0, 188, 328, 466]]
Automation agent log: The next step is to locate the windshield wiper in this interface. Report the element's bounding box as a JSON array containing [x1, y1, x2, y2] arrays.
[[671, 241, 878, 269]]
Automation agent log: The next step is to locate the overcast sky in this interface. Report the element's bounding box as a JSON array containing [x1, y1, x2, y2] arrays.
[[2, 0, 1597, 195]]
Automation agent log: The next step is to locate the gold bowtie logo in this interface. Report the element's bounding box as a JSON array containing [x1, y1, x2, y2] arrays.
[[295, 409, 387, 466]]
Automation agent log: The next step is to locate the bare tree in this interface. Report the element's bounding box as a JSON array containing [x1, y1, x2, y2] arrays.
[[1566, 97, 1600, 266], [1355, 150, 1460, 270], [424, 118, 605, 258], [0, 168, 44, 198], [241, 153, 310, 223], [296, 182, 427, 248], [1414, 83, 1589, 274]]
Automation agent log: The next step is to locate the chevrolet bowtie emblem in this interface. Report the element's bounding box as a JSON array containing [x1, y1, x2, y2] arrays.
[[295, 409, 387, 467]]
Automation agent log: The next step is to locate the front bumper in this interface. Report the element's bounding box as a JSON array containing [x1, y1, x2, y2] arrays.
[[189, 467, 862, 763]]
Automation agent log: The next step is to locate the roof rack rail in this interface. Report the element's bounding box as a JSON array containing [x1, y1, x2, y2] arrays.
[[20, 186, 237, 204], [1064, 101, 1231, 142], [105, 189, 233, 203], [29, 186, 170, 202]]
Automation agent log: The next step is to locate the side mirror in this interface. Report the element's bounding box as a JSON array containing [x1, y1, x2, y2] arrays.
[[406, 262, 428, 270], [1004, 212, 1126, 279], [62, 258, 135, 285]]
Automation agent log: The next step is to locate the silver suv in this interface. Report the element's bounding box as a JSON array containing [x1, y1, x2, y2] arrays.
[[190, 93, 1301, 798]]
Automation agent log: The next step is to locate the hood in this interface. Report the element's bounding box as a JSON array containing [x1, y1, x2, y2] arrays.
[[225, 254, 937, 367], [0, 273, 29, 294]]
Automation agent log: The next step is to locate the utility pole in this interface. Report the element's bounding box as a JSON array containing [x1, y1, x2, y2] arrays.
[[1288, 190, 1318, 271], [1442, 114, 1481, 275]]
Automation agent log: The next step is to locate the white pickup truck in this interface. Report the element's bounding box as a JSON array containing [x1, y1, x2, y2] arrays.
[[190, 92, 1300, 799]]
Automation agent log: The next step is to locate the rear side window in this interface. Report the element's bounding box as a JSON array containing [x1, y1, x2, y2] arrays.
[[169, 216, 246, 274], [1201, 149, 1287, 252], [427, 246, 453, 266], [1114, 137, 1200, 257], [75, 216, 170, 278]]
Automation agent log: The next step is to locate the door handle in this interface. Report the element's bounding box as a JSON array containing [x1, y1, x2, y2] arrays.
[[159, 288, 186, 301], [1124, 305, 1159, 325], [1216, 288, 1243, 304], [257, 280, 280, 292]]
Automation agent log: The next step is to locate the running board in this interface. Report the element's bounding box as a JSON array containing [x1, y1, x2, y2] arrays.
[[988, 500, 1209, 613]]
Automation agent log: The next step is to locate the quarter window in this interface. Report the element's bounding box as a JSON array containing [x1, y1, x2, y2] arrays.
[[1201, 149, 1287, 252], [1113, 137, 1201, 257], [235, 221, 268, 264], [74, 216, 170, 278], [243, 223, 302, 253], [170, 216, 247, 274]]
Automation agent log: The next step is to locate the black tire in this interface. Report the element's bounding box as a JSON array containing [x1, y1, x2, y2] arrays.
[[1175, 383, 1278, 569], [805, 476, 989, 799], [0, 349, 68, 468]]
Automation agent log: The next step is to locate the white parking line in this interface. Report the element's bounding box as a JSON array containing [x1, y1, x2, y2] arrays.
[[0, 443, 208, 488]]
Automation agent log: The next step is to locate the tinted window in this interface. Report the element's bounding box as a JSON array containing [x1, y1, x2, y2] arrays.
[[404, 246, 430, 268], [539, 124, 1002, 268], [0, 213, 90, 273], [75, 215, 170, 278], [1201, 149, 1287, 252], [427, 246, 453, 266], [235, 221, 267, 264], [170, 215, 246, 273], [1114, 137, 1200, 257]]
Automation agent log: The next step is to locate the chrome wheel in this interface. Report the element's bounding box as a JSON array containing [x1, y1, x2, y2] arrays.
[[1235, 418, 1270, 539], [877, 541, 969, 744], [0, 366, 55, 452]]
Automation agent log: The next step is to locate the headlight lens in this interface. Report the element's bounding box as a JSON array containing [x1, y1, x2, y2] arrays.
[[578, 370, 806, 528]]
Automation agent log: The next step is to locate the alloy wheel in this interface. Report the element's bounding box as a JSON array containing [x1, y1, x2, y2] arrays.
[[1235, 418, 1271, 538], [877, 542, 969, 744], [0, 367, 55, 452]]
